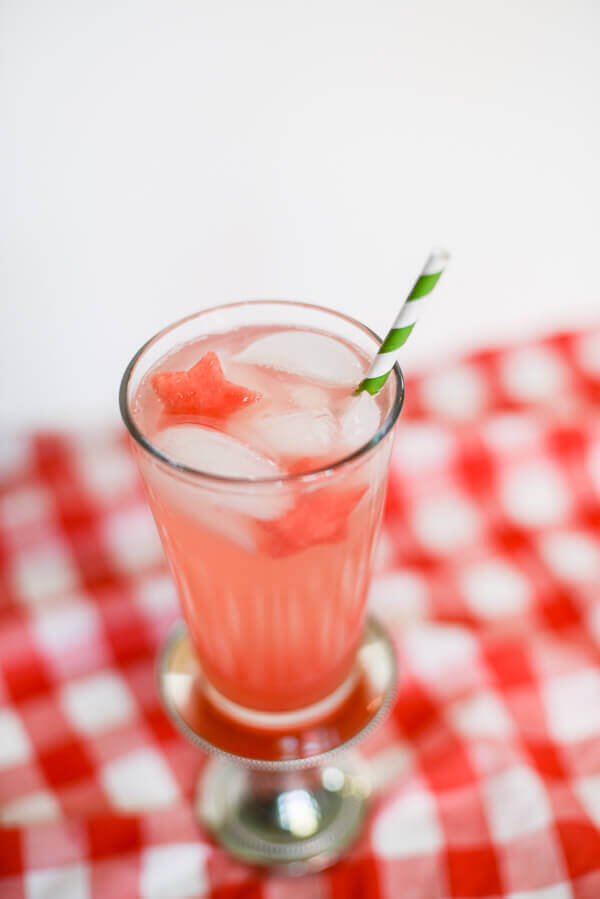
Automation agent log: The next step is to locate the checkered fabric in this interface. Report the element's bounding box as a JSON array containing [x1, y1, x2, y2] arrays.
[[2, 329, 600, 898]]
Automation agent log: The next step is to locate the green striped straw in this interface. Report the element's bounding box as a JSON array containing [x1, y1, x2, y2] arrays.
[[356, 248, 450, 395]]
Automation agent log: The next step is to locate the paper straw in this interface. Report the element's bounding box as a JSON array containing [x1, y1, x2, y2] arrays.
[[356, 248, 450, 395]]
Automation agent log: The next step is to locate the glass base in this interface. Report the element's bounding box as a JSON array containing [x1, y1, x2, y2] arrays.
[[157, 616, 397, 871], [197, 752, 370, 873]]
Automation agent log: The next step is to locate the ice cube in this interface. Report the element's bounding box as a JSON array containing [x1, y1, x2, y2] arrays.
[[140, 454, 259, 549], [221, 359, 281, 405], [244, 410, 338, 458], [285, 382, 332, 411], [150, 425, 290, 522], [154, 425, 280, 480], [233, 331, 364, 386], [338, 392, 381, 453], [172, 502, 257, 552]]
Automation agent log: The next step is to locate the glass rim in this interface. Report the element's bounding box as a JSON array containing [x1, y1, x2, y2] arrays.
[[119, 299, 405, 486]]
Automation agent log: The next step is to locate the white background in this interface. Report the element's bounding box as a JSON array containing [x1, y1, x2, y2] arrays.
[[2, 0, 599, 426]]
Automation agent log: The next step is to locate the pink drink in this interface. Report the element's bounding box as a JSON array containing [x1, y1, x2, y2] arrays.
[[122, 303, 401, 719]]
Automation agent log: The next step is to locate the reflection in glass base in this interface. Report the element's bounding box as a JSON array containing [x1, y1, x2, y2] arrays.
[[158, 616, 397, 872], [203, 667, 360, 732], [198, 752, 370, 873]]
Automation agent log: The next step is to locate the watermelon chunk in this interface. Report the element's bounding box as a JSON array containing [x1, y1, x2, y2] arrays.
[[151, 352, 261, 417], [261, 484, 367, 557]]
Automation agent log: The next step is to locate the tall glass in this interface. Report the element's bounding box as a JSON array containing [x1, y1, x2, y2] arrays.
[[120, 301, 403, 727]]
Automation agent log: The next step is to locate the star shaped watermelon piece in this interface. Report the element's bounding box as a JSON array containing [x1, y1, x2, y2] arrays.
[[261, 484, 367, 557], [151, 352, 261, 417]]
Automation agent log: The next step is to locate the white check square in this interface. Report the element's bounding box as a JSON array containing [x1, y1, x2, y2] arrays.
[[575, 774, 600, 827], [104, 507, 163, 573], [412, 490, 480, 554], [482, 765, 551, 843], [368, 570, 428, 625], [136, 573, 178, 618], [371, 783, 443, 858], [507, 886, 572, 899], [369, 744, 414, 793], [0, 486, 51, 529], [101, 747, 179, 811], [0, 708, 32, 768], [140, 843, 210, 899], [461, 558, 530, 619], [543, 669, 600, 742], [500, 461, 570, 529], [421, 364, 488, 420], [13, 543, 79, 606], [449, 690, 514, 739], [32, 600, 105, 661], [80, 446, 138, 500], [0, 790, 60, 826], [60, 671, 136, 735], [404, 624, 480, 689], [25, 863, 89, 899], [501, 345, 568, 403], [393, 421, 454, 473], [539, 530, 600, 583]]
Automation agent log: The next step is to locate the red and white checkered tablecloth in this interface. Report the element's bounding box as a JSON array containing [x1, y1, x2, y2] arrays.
[[2, 328, 600, 898]]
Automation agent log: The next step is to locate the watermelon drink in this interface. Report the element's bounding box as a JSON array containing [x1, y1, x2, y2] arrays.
[[120, 302, 403, 723]]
